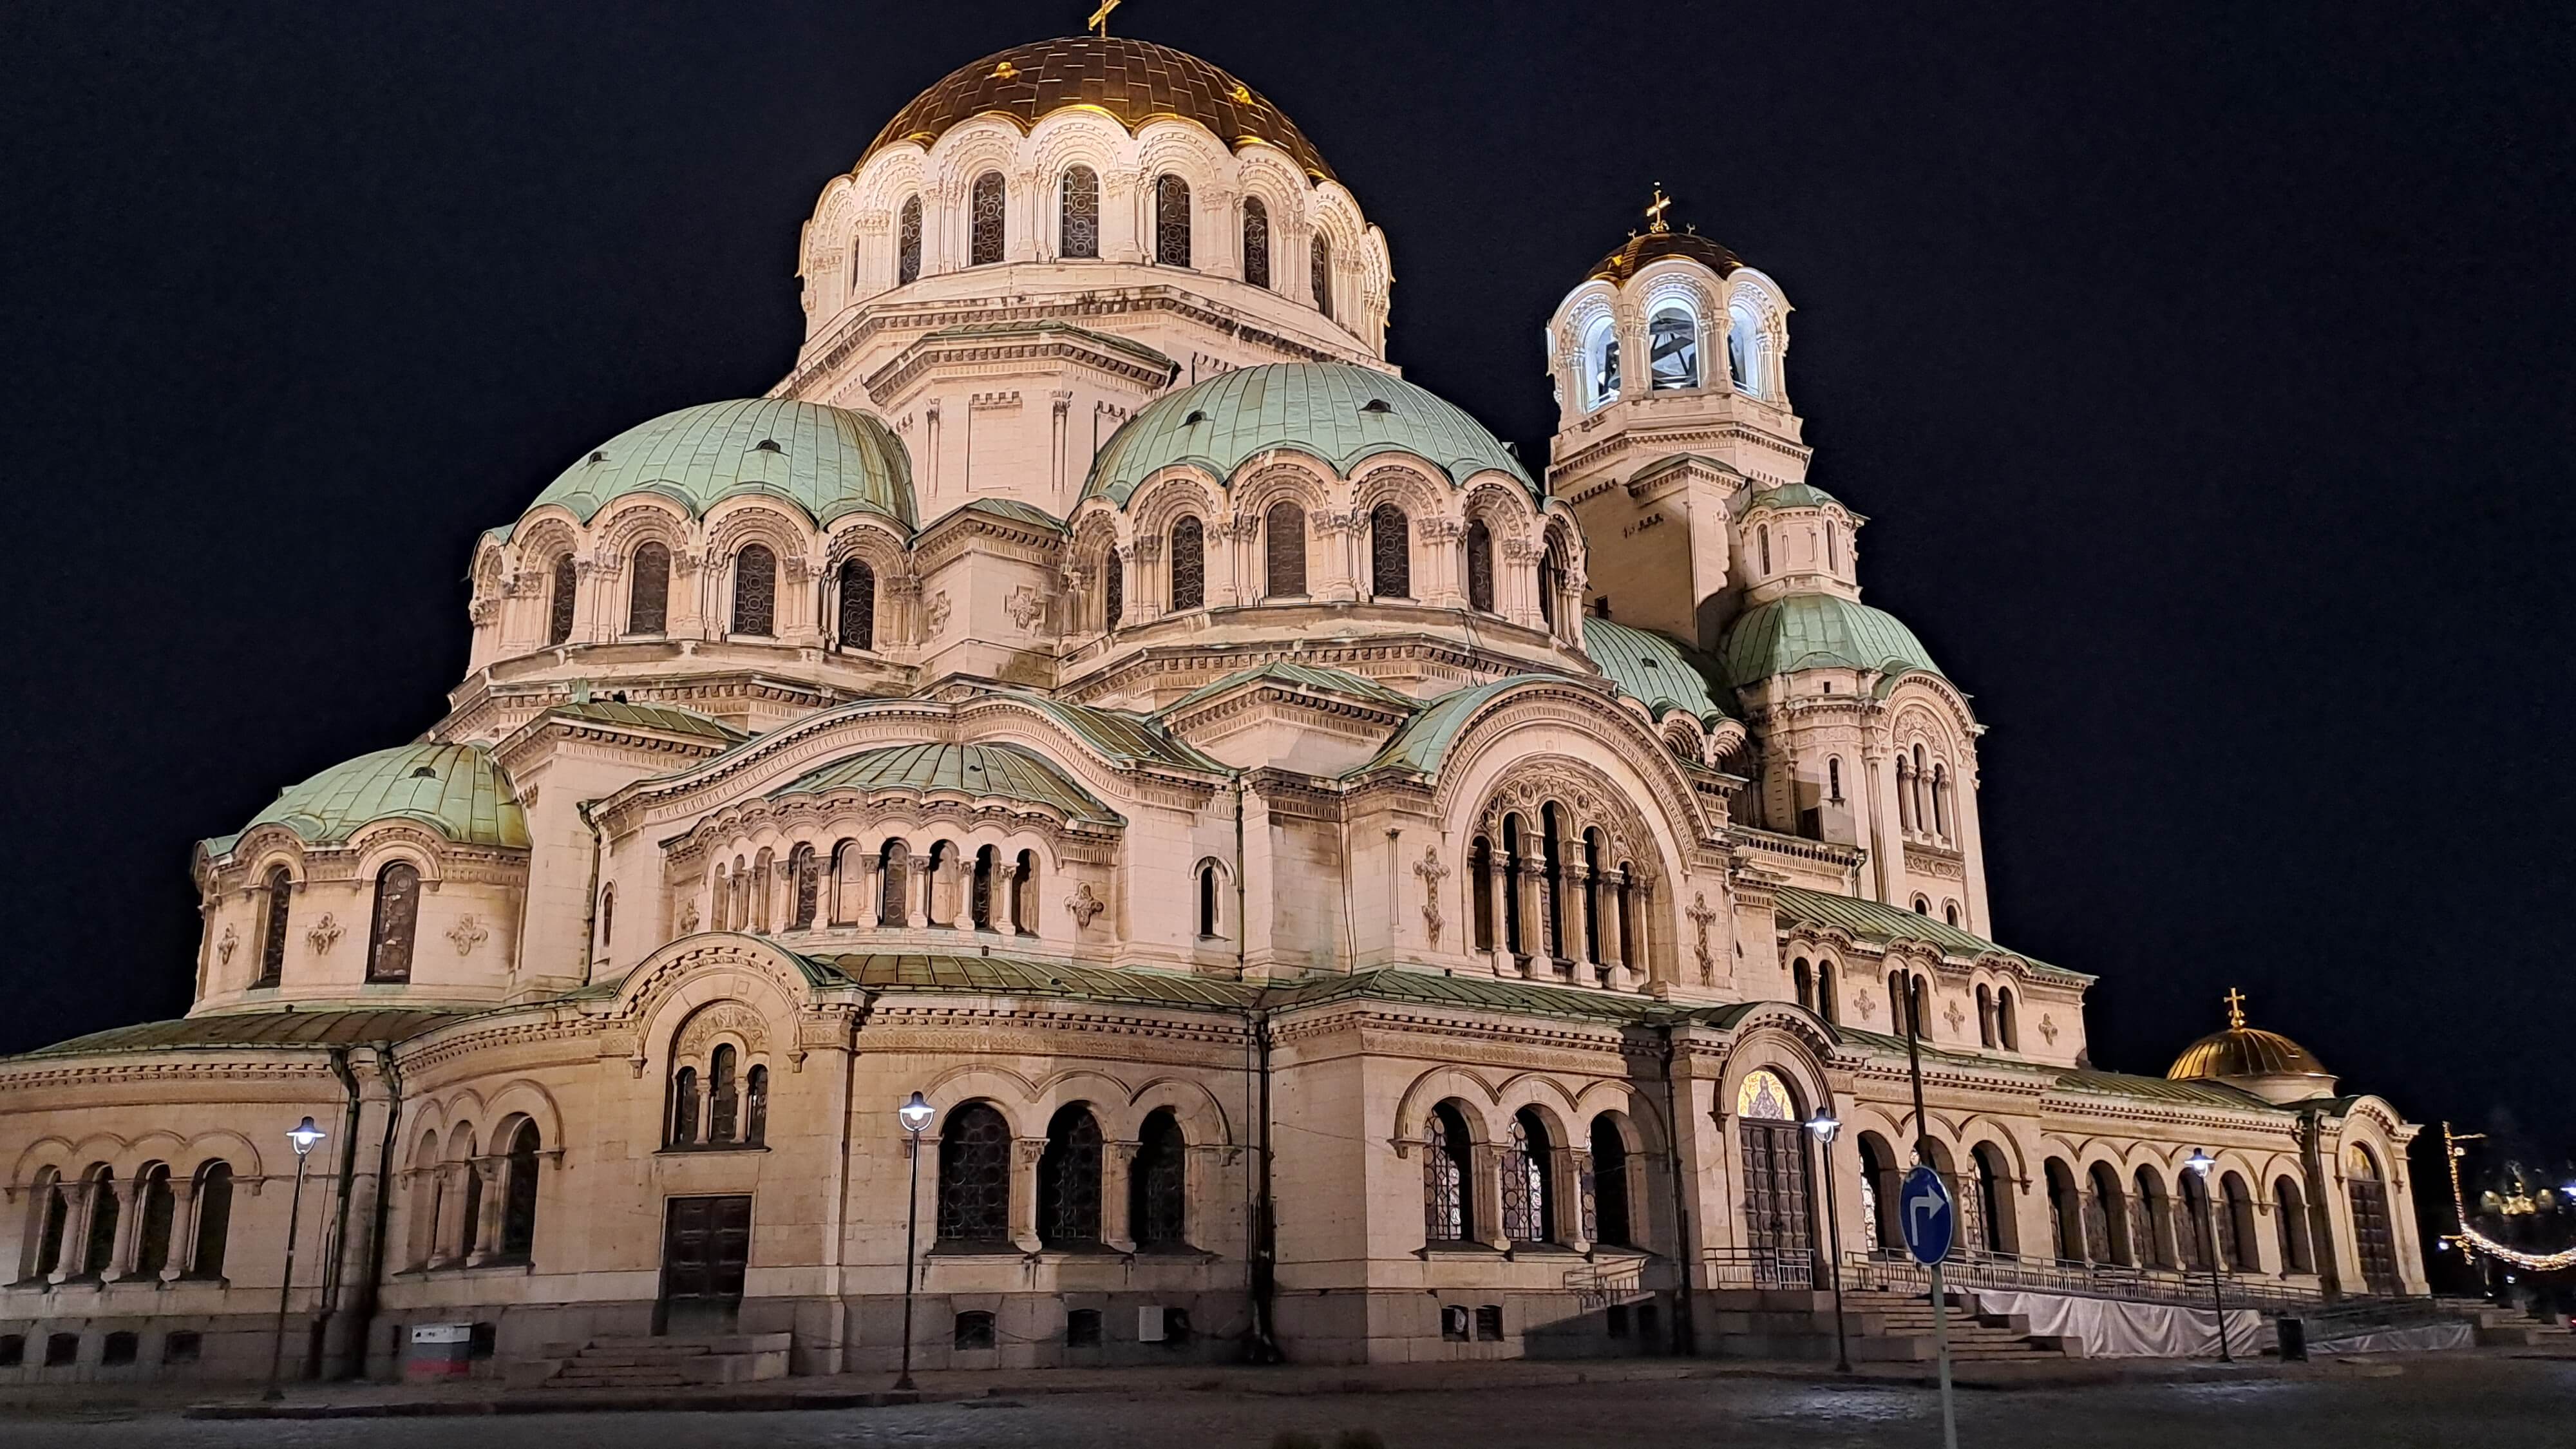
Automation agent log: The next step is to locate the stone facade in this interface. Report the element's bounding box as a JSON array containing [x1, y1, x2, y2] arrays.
[[0, 35, 2427, 1387]]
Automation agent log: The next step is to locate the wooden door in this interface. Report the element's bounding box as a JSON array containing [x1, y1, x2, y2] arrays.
[[1738, 1120, 1814, 1284], [659, 1195, 752, 1334], [2349, 1180, 2399, 1295]]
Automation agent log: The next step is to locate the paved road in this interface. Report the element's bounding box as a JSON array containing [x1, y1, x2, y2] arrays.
[[12, 1358, 2573, 1448]]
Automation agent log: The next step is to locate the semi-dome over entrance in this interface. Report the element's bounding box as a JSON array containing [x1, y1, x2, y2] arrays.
[[864, 36, 1338, 184]]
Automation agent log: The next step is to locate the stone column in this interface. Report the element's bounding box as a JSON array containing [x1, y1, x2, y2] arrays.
[[1472, 1144, 1510, 1252], [106, 1171, 146, 1282], [909, 855, 934, 927], [1515, 861, 1547, 978], [466, 1159, 505, 1265], [1485, 852, 1513, 972], [1600, 867, 1627, 973], [1010, 1138, 1046, 1253], [1560, 1146, 1593, 1254], [1562, 862, 1593, 978], [164, 1175, 198, 1282], [1420, 518, 1464, 608], [1102, 1141, 1139, 1254], [440, 1162, 476, 1264], [1315, 510, 1359, 603]]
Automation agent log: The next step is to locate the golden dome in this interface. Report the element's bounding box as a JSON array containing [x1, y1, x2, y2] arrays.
[[1588, 229, 1746, 286], [2166, 990, 2332, 1083], [862, 37, 1338, 185]]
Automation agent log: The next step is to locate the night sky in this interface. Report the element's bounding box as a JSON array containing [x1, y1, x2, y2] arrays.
[[6, 2, 2570, 1186]]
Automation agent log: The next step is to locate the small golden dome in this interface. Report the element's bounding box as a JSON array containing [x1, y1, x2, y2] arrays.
[[1587, 230, 1746, 286], [862, 37, 1337, 185], [2166, 989, 2332, 1083]]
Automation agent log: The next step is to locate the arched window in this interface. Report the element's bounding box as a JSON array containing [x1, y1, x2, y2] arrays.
[[500, 1121, 540, 1259], [2177, 1169, 2215, 1271], [970, 846, 996, 930], [1976, 984, 1995, 1047], [1132, 1108, 1187, 1249], [628, 542, 670, 634], [1038, 1105, 1104, 1246], [878, 840, 909, 926], [1368, 503, 1410, 599], [1996, 988, 2020, 1051], [969, 170, 1005, 265], [1649, 303, 1698, 389], [1310, 234, 1332, 320], [2088, 1162, 2132, 1265], [1912, 744, 1930, 829], [1973, 1144, 2011, 1254], [1464, 518, 1495, 612], [256, 866, 292, 987], [1059, 166, 1099, 259], [1468, 836, 1495, 952], [1827, 523, 1839, 570], [366, 862, 420, 983], [1502, 1109, 1554, 1243], [1817, 965, 1838, 1023], [1010, 851, 1037, 934], [731, 544, 776, 636], [1197, 862, 1220, 938], [1886, 970, 1911, 1036], [1858, 1134, 1900, 1253], [2134, 1167, 2175, 1269], [1264, 501, 1306, 598], [1757, 524, 1772, 574], [1913, 896, 1931, 915], [1538, 553, 1559, 630], [1153, 174, 1191, 267], [1240, 196, 1270, 288], [188, 1162, 232, 1277], [133, 1164, 175, 1278], [1727, 298, 1761, 395], [1590, 1116, 1633, 1247], [668, 1066, 700, 1146], [1931, 765, 1950, 837], [1169, 516, 1205, 611], [896, 195, 922, 284], [1539, 804, 1567, 960], [1793, 957, 1814, 1012], [2045, 1159, 2085, 1262], [788, 844, 819, 929], [1911, 976, 1931, 1037], [80, 1164, 119, 1277], [1580, 829, 1605, 965], [1827, 756, 1842, 802], [837, 558, 875, 651], [708, 1045, 740, 1144], [26, 1168, 68, 1280], [1584, 318, 1620, 407], [1424, 1103, 1473, 1242], [2221, 1171, 2259, 1273], [936, 1103, 1010, 1244], [546, 552, 576, 645], [1945, 902, 1962, 927], [2274, 1175, 2313, 1273], [1500, 815, 1525, 956]]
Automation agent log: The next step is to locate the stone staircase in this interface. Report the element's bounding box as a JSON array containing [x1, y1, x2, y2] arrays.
[[2431, 1297, 2569, 1347], [1700, 1285, 2076, 1363], [504, 1332, 792, 1390]]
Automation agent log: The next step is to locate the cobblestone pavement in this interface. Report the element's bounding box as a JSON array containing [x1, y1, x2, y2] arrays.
[[10, 1357, 2573, 1448]]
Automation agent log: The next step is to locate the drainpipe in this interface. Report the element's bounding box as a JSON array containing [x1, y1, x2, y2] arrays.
[[350, 1044, 404, 1378], [320, 1046, 366, 1376], [1246, 1003, 1282, 1363], [575, 800, 605, 985], [1658, 1021, 1700, 1357]]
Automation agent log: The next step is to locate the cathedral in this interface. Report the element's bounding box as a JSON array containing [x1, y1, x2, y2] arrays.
[[1, 33, 2429, 1385]]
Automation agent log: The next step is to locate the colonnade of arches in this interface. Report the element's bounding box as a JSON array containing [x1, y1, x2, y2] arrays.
[[402, 1117, 544, 1273], [705, 833, 1049, 939], [1417, 1099, 1651, 1256], [1466, 795, 1658, 989], [933, 1101, 1196, 1255], [14, 1159, 234, 1287]]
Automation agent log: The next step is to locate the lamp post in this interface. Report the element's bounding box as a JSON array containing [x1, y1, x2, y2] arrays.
[[1804, 1108, 1850, 1373], [262, 1116, 327, 1402], [895, 1091, 935, 1392], [2184, 1148, 2231, 1363]]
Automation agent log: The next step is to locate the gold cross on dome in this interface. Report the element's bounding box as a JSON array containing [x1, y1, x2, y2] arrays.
[[1645, 184, 1674, 234], [2223, 987, 2248, 1029], [1088, 0, 1122, 37]]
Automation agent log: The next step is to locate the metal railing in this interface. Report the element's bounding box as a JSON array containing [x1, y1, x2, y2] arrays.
[[1701, 1246, 1820, 1291], [1838, 1250, 2326, 1314]]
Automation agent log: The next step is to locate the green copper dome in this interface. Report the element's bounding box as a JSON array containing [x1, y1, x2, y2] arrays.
[[223, 743, 530, 852], [520, 398, 914, 531], [1583, 618, 1735, 723], [1736, 481, 1851, 518], [1083, 363, 1537, 506], [1719, 593, 1943, 683]]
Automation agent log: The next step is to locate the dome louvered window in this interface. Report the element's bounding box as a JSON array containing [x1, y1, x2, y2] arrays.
[[1154, 174, 1191, 267], [1369, 504, 1410, 600], [1311, 234, 1332, 319], [1264, 502, 1306, 598], [546, 553, 576, 645], [627, 542, 669, 634], [1241, 196, 1270, 289], [732, 544, 776, 636], [837, 558, 875, 651], [897, 196, 923, 284], [969, 171, 1005, 265], [1170, 516, 1204, 611], [1059, 166, 1099, 259], [365, 862, 420, 983]]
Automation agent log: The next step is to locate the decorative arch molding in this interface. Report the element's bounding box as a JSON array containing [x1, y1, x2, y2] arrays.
[[1130, 473, 1221, 538], [613, 934, 820, 1058], [593, 497, 693, 558], [1488, 1071, 1585, 1136], [1429, 683, 1718, 864], [1953, 1115, 2036, 1183], [915, 1062, 1048, 1139], [1124, 1074, 1236, 1148], [1629, 262, 1721, 328], [1714, 1026, 1832, 1126], [1347, 460, 1447, 515], [703, 500, 817, 565], [1229, 457, 1336, 520], [1566, 1079, 1672, 1154], [1721, 1003, 1846, 1066], [346, 827, 453, 887], [1390, 1063, 1506, 1149]]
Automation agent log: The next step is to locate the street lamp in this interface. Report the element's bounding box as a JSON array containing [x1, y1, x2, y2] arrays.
[[1804, 1108, 1850, 1373], [2183, 1148, 2231, 1364], [895, 1092, 935, 1392], [262, 1116, 327, 1402]]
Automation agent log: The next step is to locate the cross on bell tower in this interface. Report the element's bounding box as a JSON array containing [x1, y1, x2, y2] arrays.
[[1645, 184, 1674, 234], [2223, 987, 2248, 1029]]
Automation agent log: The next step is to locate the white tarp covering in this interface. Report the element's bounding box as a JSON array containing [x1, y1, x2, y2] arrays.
[[2307, 1321, 2474, 1354], [1966, 1289, 2274, 1358]]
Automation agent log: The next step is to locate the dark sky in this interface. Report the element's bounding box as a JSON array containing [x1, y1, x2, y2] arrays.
[[5, 3, 2570, 1162]]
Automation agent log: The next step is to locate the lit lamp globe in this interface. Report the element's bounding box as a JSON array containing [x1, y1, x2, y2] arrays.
[[898, 1092, 934, 1136]]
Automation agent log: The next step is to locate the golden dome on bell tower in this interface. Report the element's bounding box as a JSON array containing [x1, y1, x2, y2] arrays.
[[2166, 989, 2338, 1103]]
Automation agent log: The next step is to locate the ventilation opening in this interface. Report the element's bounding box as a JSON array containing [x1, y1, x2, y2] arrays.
[[1474, 1305, 1504, 1341], [1359, 398, 1393, 414], [1065, 1308, 1102, 1347], [954, 1311, 996, 1350], [1183, 410, 1208, 426], [101, 1332, 138, 1367], [753, 439, 782, 453], [45, 1332, 79, 1367], [410, 766, 437, 779], [162, 1331, 202, 1365]]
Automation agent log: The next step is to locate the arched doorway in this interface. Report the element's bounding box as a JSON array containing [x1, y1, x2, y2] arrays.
[[2345, 1145, 2400, 1295], [1734, 1068, 1813, 1283]]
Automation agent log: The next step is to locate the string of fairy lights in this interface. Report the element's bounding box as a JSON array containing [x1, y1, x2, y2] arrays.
[[2441, 1122, 2576, 1274]]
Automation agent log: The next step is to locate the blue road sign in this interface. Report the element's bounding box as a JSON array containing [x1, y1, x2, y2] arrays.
[[1899, 1164, 1955, 1265]]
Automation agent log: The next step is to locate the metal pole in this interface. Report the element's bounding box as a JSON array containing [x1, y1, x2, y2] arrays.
[[262, 1152, 310, 1402], [1821, 1134, 1849, 1374], [897, 1132, 922, 1391], [1900, 988, 1956, 1449], [2204, 1188, 2232, 1363]]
